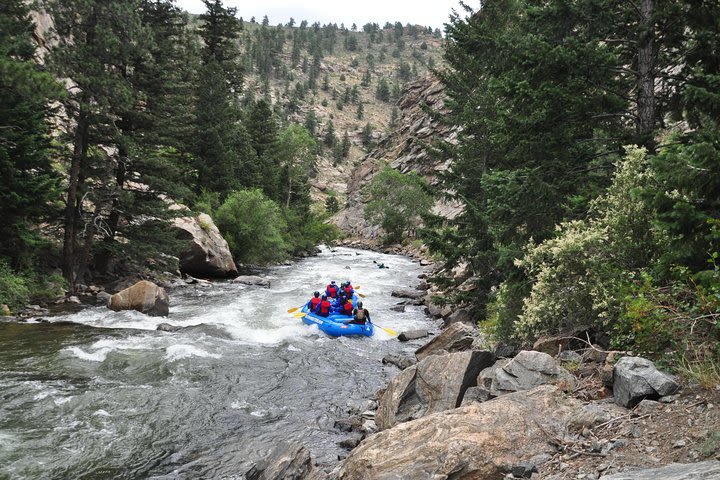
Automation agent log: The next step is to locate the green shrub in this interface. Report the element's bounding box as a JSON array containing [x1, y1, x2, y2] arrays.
[[0, 261, 29, 310], [514, 146, 661, 339], [215, 189, 290, 264], [282, 208, 339, 253]]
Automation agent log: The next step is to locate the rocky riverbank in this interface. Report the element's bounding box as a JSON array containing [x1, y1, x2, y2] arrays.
[[243, 259, 720, 480]]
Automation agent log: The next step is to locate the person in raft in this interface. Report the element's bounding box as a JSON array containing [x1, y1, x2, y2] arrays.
[[318, 295, 332, 317], [345, 301, 370, 325], [339, 296, 354, 316], [306, 291, 321, 313], [342, 281, 354, 298], [326, 280, 339, 298]]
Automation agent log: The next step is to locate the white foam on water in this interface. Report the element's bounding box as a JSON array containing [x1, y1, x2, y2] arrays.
[[53, 396, 73, 406], [64, 346, 113, 362], [93, 410, 112, 417], [32, 388, 58, 400], [287, 344, 300, 352], [164, 344, 221, 362]]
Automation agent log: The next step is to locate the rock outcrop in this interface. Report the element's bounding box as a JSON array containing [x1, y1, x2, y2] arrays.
[[376, 350, 495, 430], [173, 213, 237, 278], [231, 275, 271, 287], [339, 385, 604, 480], [244, 443, 323, 480], [108, 280, 169, 317], [598, 461, 720, 480], [612, 356, 681, 408], [415, 322, 475, 360], [477, 350, 576, 398], [332, 77, 462, 237]]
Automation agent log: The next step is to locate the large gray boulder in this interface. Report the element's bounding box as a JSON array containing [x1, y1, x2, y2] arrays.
[[478, 350, 576, 398], [613, 356, 680, 408], [338, 385, 606, 480], [376, 350, 495, 430], [173, 213, 238, 278], [390, 288, 424, 300], [244, 443, 324, 480], [108, 280, 169, 317], [443, 307, 475, 327], [599, 461, 720, 479], [231, 275, 270, 287], [415, 322, 475, 360]]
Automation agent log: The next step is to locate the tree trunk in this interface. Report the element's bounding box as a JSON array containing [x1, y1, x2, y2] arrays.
[[62, 110, 89, 287], [637, 0, 656, 151], [286, 176, 292, 208], [95, 148, 128, 274]]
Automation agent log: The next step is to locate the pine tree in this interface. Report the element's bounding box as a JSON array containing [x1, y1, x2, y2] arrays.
[[324, 120, 337, 148], [356, 102, 364, 120], [375, 77, 390, 101], [0, 1, 63, 264], [341, 131, 351, 158]]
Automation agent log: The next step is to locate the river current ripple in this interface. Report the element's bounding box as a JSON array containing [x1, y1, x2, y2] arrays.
[[0, 247, 438, 479]]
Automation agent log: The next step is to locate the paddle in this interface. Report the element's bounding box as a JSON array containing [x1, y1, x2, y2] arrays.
[[287, 307, 300, 313], [369, 320, 397, 336], [294, 311, 307, 318]]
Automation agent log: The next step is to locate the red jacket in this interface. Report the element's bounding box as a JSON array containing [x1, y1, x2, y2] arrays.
[[319, 300, 332, 315], [342, 301, 353, 315], [326, 284, 338, 298], [308, 297, 321, 311]]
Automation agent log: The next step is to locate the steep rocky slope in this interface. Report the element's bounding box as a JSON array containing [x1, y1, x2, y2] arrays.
[[332, 76, 462, 238]]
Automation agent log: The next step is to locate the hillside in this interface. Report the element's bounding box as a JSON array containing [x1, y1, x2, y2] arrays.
[[232, 20, 445, 208]]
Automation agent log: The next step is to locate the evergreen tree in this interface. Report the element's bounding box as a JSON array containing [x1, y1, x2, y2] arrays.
[[356, 102, 364, 120], [376, 77, 390, 101], [341, 131, 351, 158], [304, 110, 318, 136], [0, 1, 63, 265], [361, 122, 374, 149], [324, 120, 336, 148]]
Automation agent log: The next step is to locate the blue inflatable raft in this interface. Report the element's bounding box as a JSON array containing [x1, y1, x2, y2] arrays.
[[299, 295, 373, 337]]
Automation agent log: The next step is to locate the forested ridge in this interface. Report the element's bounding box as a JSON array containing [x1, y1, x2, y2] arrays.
[[0, 0, 441, 310]]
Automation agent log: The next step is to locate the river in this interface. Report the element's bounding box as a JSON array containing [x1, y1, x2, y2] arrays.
[[0, 247, 437, 479]]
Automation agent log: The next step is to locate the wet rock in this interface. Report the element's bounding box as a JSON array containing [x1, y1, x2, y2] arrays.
[[613, 356, 681, 408], [415, 322, 475, 360], [338, 386, 605, 480], [96, 291, 112, 305], [338, 437, 362, 450], [173, 213, 237, 278], [598, 461, 720, 479], [157, 323, 182, 332], [398, 330, 429, 342], [390, 304, 406, 313], [231, 275, 271, 287], [244, 442, 320, 480], [108, 280, 169, 317], [382, 354, 417, 370], [66, 296, 81, 304], [376, 350, 495, 430], [478, 350, 576, 398], [391, 289, 424, 300]]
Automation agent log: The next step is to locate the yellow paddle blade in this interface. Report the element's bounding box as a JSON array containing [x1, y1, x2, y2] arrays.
[[287, 307, 299, 313], [294, 312, 307, 318], [375, 324, 397, 336], [357, 293, 366, 298], [354, 285, 361, 289]]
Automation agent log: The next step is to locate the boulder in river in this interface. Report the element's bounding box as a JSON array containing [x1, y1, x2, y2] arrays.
[[415, 322, 475, 360], [339, 385, 605, 480], [382, 354, 416, 370], [231, 275, 271, 287], [108, 280, 169, 317], [398, 329, 429, 342], [390, 288, 424, 300], [612, 356, 680, 408], [244, 442, 323, 480], [173, 213, 238, 278], [376, 350, 495, 430]]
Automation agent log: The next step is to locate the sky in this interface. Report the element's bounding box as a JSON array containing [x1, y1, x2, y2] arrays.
[[174, 0, 467, 31]]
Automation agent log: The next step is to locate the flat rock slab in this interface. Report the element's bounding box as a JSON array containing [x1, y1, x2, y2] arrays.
[[416, 322, 475, 360], [479, 350, 576, 398], [391, 289, 424, 300], [398, 330, 429, 342], [599, 461, 720, 479], [231, 275, 271, 287], [339, 386, 605, 480]]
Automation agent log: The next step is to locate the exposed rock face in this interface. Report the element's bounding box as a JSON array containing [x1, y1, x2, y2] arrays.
[[339, 386, 602, 480], [173, 213, 237, 278], [332, 77, 462, 237], [598, 461, 720, 479], [612, 356, 681, 408], [244, 443, 323, 480], [478, 350, 576, 398], [376, 350, 495, 430], [415, 322, 475, 360], [382, 354, 417, 370], [108, 280, 169, 317]]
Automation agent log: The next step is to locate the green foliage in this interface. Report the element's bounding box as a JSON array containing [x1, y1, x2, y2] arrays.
[[325, 195, 340, 214], [0, 261, 29, 310], [215, 189, 289, 264], [375, 77, 390, 101], [364, 167, 433, 244], [514, 147, 659, 339]]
